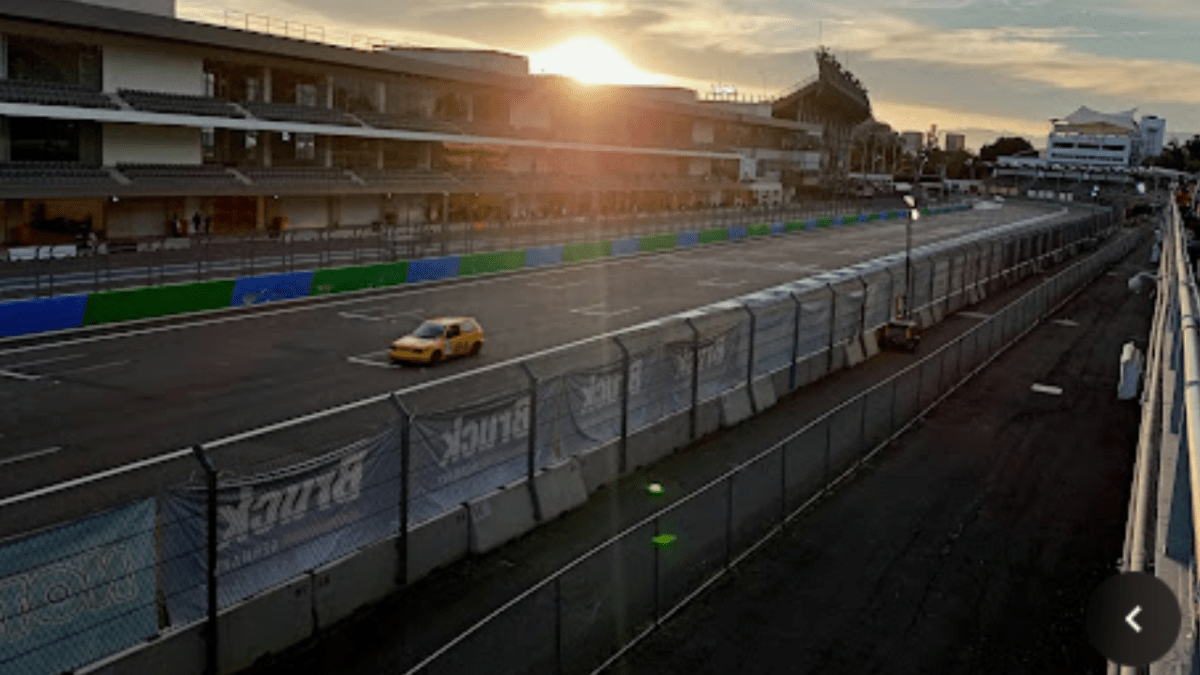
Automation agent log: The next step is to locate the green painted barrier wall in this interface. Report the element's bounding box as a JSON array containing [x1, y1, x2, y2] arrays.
[[699, 228, 729, 243], [311, 261, 409, 295], [82, 279, 237, 325], [747, 224, 772, 237], [458, 250, 527, 276], [817, 216, 834, 228], [784, 221, 804, 232], [563, 241, 611, 262], [638, 233, 677, 252], [865, 213, 879, 222]]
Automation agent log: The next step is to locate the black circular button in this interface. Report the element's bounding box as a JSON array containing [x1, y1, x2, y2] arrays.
[[1086, 572, 1181, 667]]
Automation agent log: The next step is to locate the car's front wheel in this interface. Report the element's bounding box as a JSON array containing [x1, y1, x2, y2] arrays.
[[470, 342, 482, 356], [428, 351, 443, 366]]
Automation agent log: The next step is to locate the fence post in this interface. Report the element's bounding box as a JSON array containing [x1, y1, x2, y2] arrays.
[[191, 444, 219, 675], [789, 292, 803, 391], [826, 284, 837, 373], [519, 362, 543, 521], [742, 304, 756, 389], [614, 336, 631, 475], [388, 393, 413, 586], [685, 318, 700, 440]]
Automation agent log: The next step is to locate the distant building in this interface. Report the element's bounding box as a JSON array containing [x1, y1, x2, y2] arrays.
[[900, 131, 924, 155], [1045, 106, 1166, 167], [1141, 116, 1167, 160], [945, 133, 966, 153]]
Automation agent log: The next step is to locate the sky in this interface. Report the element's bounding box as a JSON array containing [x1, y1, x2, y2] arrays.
[[177, 0, 1200, 153]]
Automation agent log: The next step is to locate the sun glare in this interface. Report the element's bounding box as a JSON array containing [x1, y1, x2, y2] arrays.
[[529, 36, 663, 85]]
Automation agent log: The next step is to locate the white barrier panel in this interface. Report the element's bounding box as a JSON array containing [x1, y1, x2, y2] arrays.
[[750, 376, 778, 413], [218, 573, 314, 674], [50, 244, 78, 259], [533, 457, 588, 522], [863, 331, 881, 359], [8, 246, 39, 261], [467, 478, 537, 555], [696, 398, 721, 436], [76, 622, 206, 675], [718, 385, 753, 428], [845, 336, 866, 368], [312, 538, 401, 630], [577, 440, 621, 494], [408, 506, 469, 584]]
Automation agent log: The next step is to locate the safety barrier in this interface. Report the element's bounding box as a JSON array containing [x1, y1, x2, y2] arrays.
[[1115, 186, 1200, 675], [1, 202, 1093, 675]]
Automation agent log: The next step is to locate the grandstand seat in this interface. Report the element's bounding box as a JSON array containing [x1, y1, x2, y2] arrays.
[[0, 79, 119, 110], [243, 102, 355, 126], [118, 89, 244, 118]]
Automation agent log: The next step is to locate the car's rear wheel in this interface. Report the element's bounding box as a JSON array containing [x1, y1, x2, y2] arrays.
[[470, 342, 482, 356], [428, 351, 442, 366]]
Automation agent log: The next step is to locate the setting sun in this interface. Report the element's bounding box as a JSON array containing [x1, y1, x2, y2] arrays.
[[529, 36, 663, 85]]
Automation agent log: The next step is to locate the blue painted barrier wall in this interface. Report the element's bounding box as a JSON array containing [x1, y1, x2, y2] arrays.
[[525, 245, 565, 268], [407, 256, 462, 283], [805, 219, 817, 230], [611, 238, 640, 256], [676, 231, 700, 248], [231, 271, 316, 306], [729, 226, 748, 240], [770, 222, 786, 235], [0, 294, 89, 336]]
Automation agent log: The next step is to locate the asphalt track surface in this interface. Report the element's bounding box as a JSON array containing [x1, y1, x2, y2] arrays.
[[233, 222, 1147, 675], [0, 202, 1071, 536]]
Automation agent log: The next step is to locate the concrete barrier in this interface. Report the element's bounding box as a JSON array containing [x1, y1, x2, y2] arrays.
[[577, 440, 620, 493], [863, 332, 881, 360], [770, 368, 791, 398], [7, 246, 38, 261], [750, 376, 777, 413], [845, 336, 866, 368], [313, 537, 401, 630], [467, 478, 537, 554], [408, 506, 470, 584], [533, 457, 588, 521], [218, 573, 314, 674], [76, 621, 206, 675], [696, 397, 721, 436], [718, 385, 753, 427], [626, 412, 689, 470], [828, 342, 847, 373]]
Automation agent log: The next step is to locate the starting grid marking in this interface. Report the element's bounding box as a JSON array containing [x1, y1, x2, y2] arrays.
[[1031, 383, 1063, 396], [338, 307, 426, 322], [347, 352, 398, 369], [571, 304, 642, 318], [0, 352, 124, 381]]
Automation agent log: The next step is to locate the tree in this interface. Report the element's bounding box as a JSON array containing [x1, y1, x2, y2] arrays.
[[979, 136, 1035, 163]]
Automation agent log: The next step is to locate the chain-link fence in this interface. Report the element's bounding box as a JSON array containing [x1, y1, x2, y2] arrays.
[[0, 203, 1112, 675]]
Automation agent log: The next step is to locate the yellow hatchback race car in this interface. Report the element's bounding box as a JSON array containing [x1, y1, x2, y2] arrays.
[[389, 317, 485, 366]]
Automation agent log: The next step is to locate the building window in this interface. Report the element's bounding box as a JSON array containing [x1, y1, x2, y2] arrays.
[[295, 133, 316, 160], [6, 36, 101, 88], [201, 127, 216, 160], [245, 77, 261, 103]]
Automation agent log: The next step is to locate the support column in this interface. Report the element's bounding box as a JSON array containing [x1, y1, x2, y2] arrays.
[[260, 132, 272, 167], [255, 195, 267, 231], [261, 67, 272, 103], [326, 74, 335, 109], [465, 92, 474, 123], [329, 195, 341, 228], [376, 81, 387, 113], [377, 140, 385, 169]]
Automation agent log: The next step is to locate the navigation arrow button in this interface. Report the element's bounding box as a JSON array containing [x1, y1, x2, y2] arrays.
[[1126, 606, 1142, 633]]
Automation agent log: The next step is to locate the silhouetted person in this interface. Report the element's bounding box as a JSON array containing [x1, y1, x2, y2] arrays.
[[192, 211, 201, 235]]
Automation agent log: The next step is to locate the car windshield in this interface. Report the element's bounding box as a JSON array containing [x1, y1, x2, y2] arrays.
[[411, 322, 445, 339]]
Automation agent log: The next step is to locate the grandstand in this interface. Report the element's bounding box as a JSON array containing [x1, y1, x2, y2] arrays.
[[0, 0, 824, 244]]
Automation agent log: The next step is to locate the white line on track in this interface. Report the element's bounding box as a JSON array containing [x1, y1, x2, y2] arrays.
[[347, 355, 395, 369], [0, 207, 1070, 509], [1031, 383, 1064, 396], [5, 353, 88, 369], [51, 360, 131, 376], [0, 446, 61, 467], [570, 304, 641, 318], [0, 369, 40, 381]]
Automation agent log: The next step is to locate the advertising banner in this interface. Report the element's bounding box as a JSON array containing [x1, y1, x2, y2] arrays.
[[796, 293, 832, 357], [161, 429, 400, 625], [407, 391, 534, 525], [0, 499, 157, 675], [670, 322, 745, 403], [750, 301, 796, 377]]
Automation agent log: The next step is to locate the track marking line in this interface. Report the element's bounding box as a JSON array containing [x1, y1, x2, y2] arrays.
[[338, 311, 382, 321], [0, 369, 41, 381], [347, 355, 396, 369], [50, 360, 131, 376], [1053, 319, 1080, 327], [527, 280, 586, 289], [0, 446, 61, 467], [958, 311, 991, 320], [570, 304, 642, 318], [6, 353, 88, 369], [698, 278, 749, 288], [1031, 383, 1063, 395]]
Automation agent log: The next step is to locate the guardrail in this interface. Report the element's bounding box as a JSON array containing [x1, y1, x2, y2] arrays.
[[0, 198, 914, 300], [0, 202, 1113, 675], [1115, 185, 1200, 675]]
